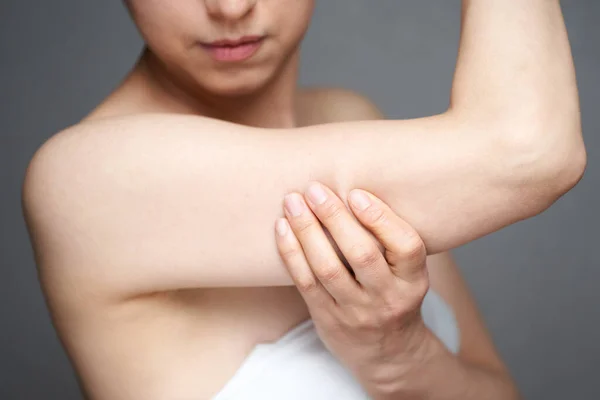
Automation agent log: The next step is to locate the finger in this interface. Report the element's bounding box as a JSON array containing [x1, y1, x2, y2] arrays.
[[303, 182, 394, 291], [274, 217, 334, 309], [283, 192, 362, 305], [348, 189, 427, 282]]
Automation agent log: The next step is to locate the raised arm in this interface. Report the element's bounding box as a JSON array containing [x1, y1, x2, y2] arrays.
[[22, 0, 585, 297]]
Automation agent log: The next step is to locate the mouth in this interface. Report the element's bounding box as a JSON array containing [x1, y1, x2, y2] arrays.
[[201, 36, 265, 62]]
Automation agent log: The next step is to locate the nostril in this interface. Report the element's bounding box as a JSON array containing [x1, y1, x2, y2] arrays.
[[206, 0, 256, 20]]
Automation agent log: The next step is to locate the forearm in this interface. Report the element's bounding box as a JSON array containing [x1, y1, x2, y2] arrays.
[[342, 0, 584, 252], [471, 0, 585, 174], [365, 332, 520, 400], [452, 0, 580, 135]]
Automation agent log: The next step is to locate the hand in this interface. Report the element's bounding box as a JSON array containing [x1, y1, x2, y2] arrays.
[[274, 181, 432, 388]]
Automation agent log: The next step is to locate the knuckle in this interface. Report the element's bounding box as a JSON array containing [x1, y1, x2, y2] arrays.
[[317, 264, 344, 283], [319, 201, 343, 221], [380, 291, 409, 314], [379, 295, 420, 322], [279, 244, 300, 260], [410, 277, 430, 299], [360, 313, 379, 330], [297, 277, 319, 293], [398, 234, 426, 261], [380, 303, 406, 321], [366, 206, 388, 226], [294, 218, 314, 234], [347, 311, 377, 330], [348, 244, 381, 269]]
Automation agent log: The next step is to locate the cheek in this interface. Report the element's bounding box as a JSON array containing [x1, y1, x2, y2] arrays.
[[281, 0, 314, 39], [129, 1, 207, 56], [274, 1, 314, 45]]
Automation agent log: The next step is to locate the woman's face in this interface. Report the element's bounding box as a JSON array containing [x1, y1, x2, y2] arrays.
[[126, 0, 315, 96]]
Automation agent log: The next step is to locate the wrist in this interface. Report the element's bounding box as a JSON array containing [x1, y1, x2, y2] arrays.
[[358, 322, 439, 394], [365, 327, 452, 399]]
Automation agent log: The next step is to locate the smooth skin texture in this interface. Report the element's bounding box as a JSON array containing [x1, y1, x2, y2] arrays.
[[276, 183, 519, 399], [22, 0, 585, 293], [20, 0, 583, 399]]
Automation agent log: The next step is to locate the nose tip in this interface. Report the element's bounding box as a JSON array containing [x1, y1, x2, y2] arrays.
[[205, 0, 257, 20]]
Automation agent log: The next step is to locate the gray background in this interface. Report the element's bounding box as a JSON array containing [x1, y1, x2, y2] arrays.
[[1, 1, 598, 399]]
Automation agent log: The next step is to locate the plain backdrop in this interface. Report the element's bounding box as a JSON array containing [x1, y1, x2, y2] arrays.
[[1, 1, 599, 399]]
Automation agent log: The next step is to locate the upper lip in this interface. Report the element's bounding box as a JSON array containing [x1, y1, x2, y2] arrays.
[[205, 36, 264, 47]]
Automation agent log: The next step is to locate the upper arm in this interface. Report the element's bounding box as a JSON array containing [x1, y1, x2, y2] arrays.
[[22, 114, 324, 299], [22, 102, 568, 300], [427, 252, 510, 375], [21, 92, 387, 301]]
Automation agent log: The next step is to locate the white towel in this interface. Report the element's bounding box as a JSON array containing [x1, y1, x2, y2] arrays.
[[212, 289, 459, 400]]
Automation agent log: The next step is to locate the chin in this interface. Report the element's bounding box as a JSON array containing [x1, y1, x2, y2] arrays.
[[204, 81, 264, 97], [196, 67, 278, 98]]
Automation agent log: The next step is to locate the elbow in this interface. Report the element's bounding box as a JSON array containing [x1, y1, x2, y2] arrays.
[[503, 118, 587, 214], [553, 135, 587, 195]]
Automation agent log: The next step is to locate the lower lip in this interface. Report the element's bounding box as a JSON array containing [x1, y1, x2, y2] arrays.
[[202, 39, 264, 62]]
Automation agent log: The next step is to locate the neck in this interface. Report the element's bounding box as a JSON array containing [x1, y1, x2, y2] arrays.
[[136, 47, 300, 129]]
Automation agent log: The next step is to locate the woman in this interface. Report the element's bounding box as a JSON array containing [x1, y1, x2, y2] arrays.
[[22, 0, 584, 399]]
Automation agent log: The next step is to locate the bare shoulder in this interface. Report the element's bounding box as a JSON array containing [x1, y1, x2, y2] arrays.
[[297, 87, 384, 125], [22, 117, 150, 278], [21, 115, 167, 253], [22, 122, 101, 275], [21, 113, 251, 284], [23, 119, 115, 214]]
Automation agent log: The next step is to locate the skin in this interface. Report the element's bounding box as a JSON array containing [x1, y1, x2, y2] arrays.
[[20, 0, 583, 399], [22, 0, 584, 294], [276, 183, 519, 398]]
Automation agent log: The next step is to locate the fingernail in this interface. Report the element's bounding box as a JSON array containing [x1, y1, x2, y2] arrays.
[[306, 182, 328, 205], [276, 218, 289, 236], [284, 193, 306, 217], [350, 190, 371, 211]]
